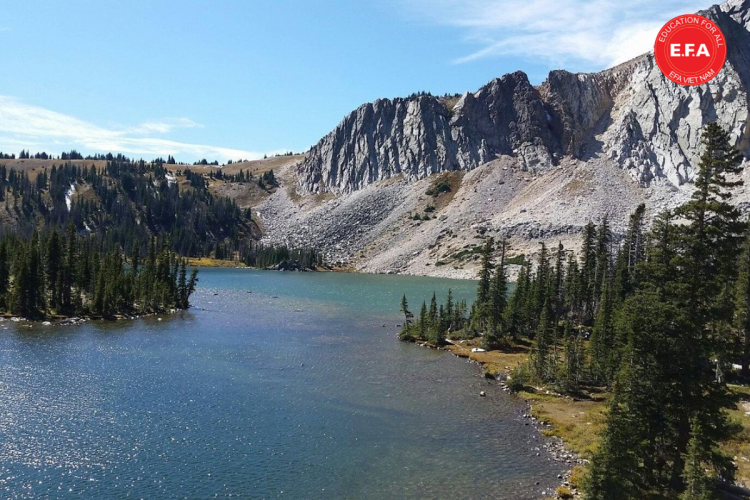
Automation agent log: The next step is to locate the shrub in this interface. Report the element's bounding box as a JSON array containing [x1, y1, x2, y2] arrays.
[[568, 465, 586, 489], [555, 486, 574, 499], [435, 180, 451, 194], [505, 254, 526, 266], [398, 327, 415, 341], [507, 362, 532, 392]]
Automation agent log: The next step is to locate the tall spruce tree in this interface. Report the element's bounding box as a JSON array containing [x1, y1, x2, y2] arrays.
[[531, 299, 555, 381], [590, 280, 616, 385], [485, 239, 508, 348], [400, 294, 413, 331], [505, 260, 531, 340], [584, 123, 742, 498], [579, 221, 598, 323], [680, 418, 715, 500], [735, 225, 750, 377]]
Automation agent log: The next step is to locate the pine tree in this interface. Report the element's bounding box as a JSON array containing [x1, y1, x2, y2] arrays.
[[62, 223, 76, 312], [531, 300, 555, 381], [585, 123, 742, 498], [485, 240, 508, 348], [400, 294, 413, 333], [593, 214, 612, 307], [561, 319, 583, 392], [419, 301, 427, 339], [429, 292, 438, 333], [46, 231, 62, 311], [590, 280, 616, 385], [563, 253, 580, 321], [434, 304, 445, 345], [668, 122, 744, 487], [583, 387, 643, 500], [734, 226, 750, 377], [445, 288, 454, 332], [680, 418, 715, 500], [552, 242, 566, 323], [505, 260, 531, 340], [530, 243, 551, 332], [579, 221, 598, 323], [471, 237, 495, 333]]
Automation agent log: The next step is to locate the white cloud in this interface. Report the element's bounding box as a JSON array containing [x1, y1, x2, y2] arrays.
[[403, 0, 707, 69], [0, 95, 277, 161], [128, 117, 203, 135]]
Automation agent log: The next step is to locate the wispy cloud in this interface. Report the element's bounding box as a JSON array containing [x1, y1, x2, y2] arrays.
[[0, 27, 9, 32], [0, 96, 278, 161], [128, 117, 203, 135], [403, 0, 706, 69]]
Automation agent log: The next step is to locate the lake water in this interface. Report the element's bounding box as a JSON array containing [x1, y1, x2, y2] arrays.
[[0, 269, 562, 499]]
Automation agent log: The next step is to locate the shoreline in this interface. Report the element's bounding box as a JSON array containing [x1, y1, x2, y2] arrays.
[[188, 258, 476, 279], [186, 257, 354, 273], [435, 337, 750, 497], [414, 336, 592, 498], [0, 309, 183, 326]]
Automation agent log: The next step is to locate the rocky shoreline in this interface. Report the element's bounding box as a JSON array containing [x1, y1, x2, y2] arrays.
[[0, 309, 181, 328], [411, 337, 585, 498]]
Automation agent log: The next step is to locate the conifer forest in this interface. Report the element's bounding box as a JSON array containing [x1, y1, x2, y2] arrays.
[[399, 123, 750, 499]]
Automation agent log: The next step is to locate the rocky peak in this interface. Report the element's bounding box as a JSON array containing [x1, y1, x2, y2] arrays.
[[298, 0, 750, 194], [298, 70, 561, 194]]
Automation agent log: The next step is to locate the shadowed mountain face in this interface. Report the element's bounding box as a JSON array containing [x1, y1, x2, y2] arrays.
[[298, 0, 750, 194]]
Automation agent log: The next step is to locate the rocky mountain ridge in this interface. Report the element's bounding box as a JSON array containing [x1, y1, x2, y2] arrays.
[[298, 0, 750, 194], [249, 0, 750, 279]]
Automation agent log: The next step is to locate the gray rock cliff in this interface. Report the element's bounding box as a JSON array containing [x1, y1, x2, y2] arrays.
[[298, 0, 750, 194]]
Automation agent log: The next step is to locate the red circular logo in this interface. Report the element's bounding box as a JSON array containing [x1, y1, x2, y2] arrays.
[[654, 14, 726, 86]]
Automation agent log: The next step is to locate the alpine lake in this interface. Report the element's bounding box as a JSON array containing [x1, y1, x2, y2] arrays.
[[0, 268, 564, 499]]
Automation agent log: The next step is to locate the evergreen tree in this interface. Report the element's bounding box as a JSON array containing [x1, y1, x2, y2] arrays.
[[584, 123, 742, 498], [579, 221, 598, 323], [590, 280, 616, 385], [471, 237, 495, 333], [680, 418, 716, 500], [445, 288, 454, 332], [735, 225, 750, 377], [531, 300, 555, 381], [505, 260, 531, 340], [418, 301, 427, 339], [552, 242, 566, 324], [561, 319, 583, 392], [593, 214, 612, 306], [429, 292, 438, 334], [46, 231, 62, 311], [400, 294, 413, 330], [62, 223, 76, 311], [485, 239, 508, 348]]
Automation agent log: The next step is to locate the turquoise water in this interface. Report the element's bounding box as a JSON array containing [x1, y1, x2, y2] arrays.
[[0, 269, 562, 499]]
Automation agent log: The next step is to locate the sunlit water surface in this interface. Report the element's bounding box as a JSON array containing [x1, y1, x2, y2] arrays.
[[0, 269, 563, 499]]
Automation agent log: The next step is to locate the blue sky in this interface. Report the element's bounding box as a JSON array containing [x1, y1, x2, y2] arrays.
[[0, 0, 705, 162]]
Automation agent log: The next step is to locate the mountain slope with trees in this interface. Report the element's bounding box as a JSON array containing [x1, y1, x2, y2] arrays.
[[399, 123, 750, 499]]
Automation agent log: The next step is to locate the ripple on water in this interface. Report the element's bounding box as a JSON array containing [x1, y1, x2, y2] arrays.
[[0, 269, 560, 499]]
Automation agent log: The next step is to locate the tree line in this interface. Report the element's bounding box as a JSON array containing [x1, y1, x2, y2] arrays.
[[241, 244, 323, 269], [0, 228, 197, 319], [399, 123, 749, 499], [1, 159, 255, 259]]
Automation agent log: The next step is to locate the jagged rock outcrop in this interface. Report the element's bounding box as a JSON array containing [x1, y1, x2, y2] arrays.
[[299, 72, 561, 193], [601, 1, 750, 186], [298, 0, 750, 194]]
